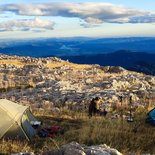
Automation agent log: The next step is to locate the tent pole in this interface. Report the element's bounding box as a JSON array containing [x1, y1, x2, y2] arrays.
[[19, 124, 30, 141]]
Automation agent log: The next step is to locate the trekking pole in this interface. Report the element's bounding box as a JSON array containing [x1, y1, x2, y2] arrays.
[[127, 95, 134, 123], [129, 96, 132, 121], [119, 95, 124, 148], [119, 96, 123, 129]]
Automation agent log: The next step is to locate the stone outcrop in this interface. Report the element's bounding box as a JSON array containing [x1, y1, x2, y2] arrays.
[[44, 142, 122, 155], [0, 54, 155, 111]]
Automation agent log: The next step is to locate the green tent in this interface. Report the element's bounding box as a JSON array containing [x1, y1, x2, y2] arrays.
[[0, 99, 38, 140]]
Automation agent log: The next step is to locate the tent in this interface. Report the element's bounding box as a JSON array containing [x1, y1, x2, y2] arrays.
[[146, 108, 155, 126], [0, 99, 39, 140]]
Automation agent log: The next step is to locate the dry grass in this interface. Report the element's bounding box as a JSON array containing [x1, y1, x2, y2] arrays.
[[0, 110, 155, 154], [67, 63, 92, 69], [0, 60, 24, 67], [46, 61, 92, 70], [46, 61, 67, 68], [0, 58, 92, 70]]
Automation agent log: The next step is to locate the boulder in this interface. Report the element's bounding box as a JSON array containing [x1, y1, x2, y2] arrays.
[[102, 66, 126, 73], [86, 144, 122, 155], [60, 142, 122, 155], [61, 142, 86, 155], [51, 107, 60, 114]]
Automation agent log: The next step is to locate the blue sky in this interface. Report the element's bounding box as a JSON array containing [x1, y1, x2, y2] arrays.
[[0, 0, 155, 39]]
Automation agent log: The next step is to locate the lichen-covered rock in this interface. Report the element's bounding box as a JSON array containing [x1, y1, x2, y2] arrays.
[[60, 142, 122, 155], [102, 66, 126, 73], [61, 142, 86, 155]]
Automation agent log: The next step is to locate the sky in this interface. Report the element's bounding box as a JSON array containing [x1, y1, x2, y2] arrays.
[[0, 0, 155, 39]]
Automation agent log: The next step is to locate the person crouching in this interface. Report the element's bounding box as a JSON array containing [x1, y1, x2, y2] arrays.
[[89, 96, 101, 118]]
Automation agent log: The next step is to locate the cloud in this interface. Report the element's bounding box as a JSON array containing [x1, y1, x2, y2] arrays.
[[0, 2, 155, 26], [129, 14, 155, 23], [0, 18, 55, 31]]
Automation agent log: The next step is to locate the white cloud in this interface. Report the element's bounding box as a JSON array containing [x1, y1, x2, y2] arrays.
[[0, 18, 55, 31], [0, 2, 155, 26]]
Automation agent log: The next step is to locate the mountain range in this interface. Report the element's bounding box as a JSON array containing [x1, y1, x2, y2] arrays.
[[0, 37, 155, 75], [61, 50, 155, 75], [0, 37, 155, 57]]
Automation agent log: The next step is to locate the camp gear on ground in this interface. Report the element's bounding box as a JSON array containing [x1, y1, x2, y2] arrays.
[[127, 117, 134, 122], [100, 108, 108, 116], [38, 129, 49, 138], [38, 125, 64, 138], [30, 121, 42, 129]]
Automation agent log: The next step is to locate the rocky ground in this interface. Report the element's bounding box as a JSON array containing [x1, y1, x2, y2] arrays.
[[0, 54, 155, 112], [44, 142, 122, 155]]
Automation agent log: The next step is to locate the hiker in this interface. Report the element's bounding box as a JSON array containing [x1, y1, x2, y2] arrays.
[[88, 96, 101, 117], [88, 98, 95, 117], [94, 96, 101, 114]]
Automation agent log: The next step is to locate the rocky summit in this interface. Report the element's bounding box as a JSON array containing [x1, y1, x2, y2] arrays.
[[0, 54, 155, 111]]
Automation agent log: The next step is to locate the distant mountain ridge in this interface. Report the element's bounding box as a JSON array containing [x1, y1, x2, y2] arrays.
[[0, 37, 155, 75], [0, 37, 155, 57], [61, 50, 155, 75]]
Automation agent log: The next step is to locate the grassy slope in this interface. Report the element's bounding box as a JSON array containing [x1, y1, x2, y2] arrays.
[[0, 110, 155, 155]]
